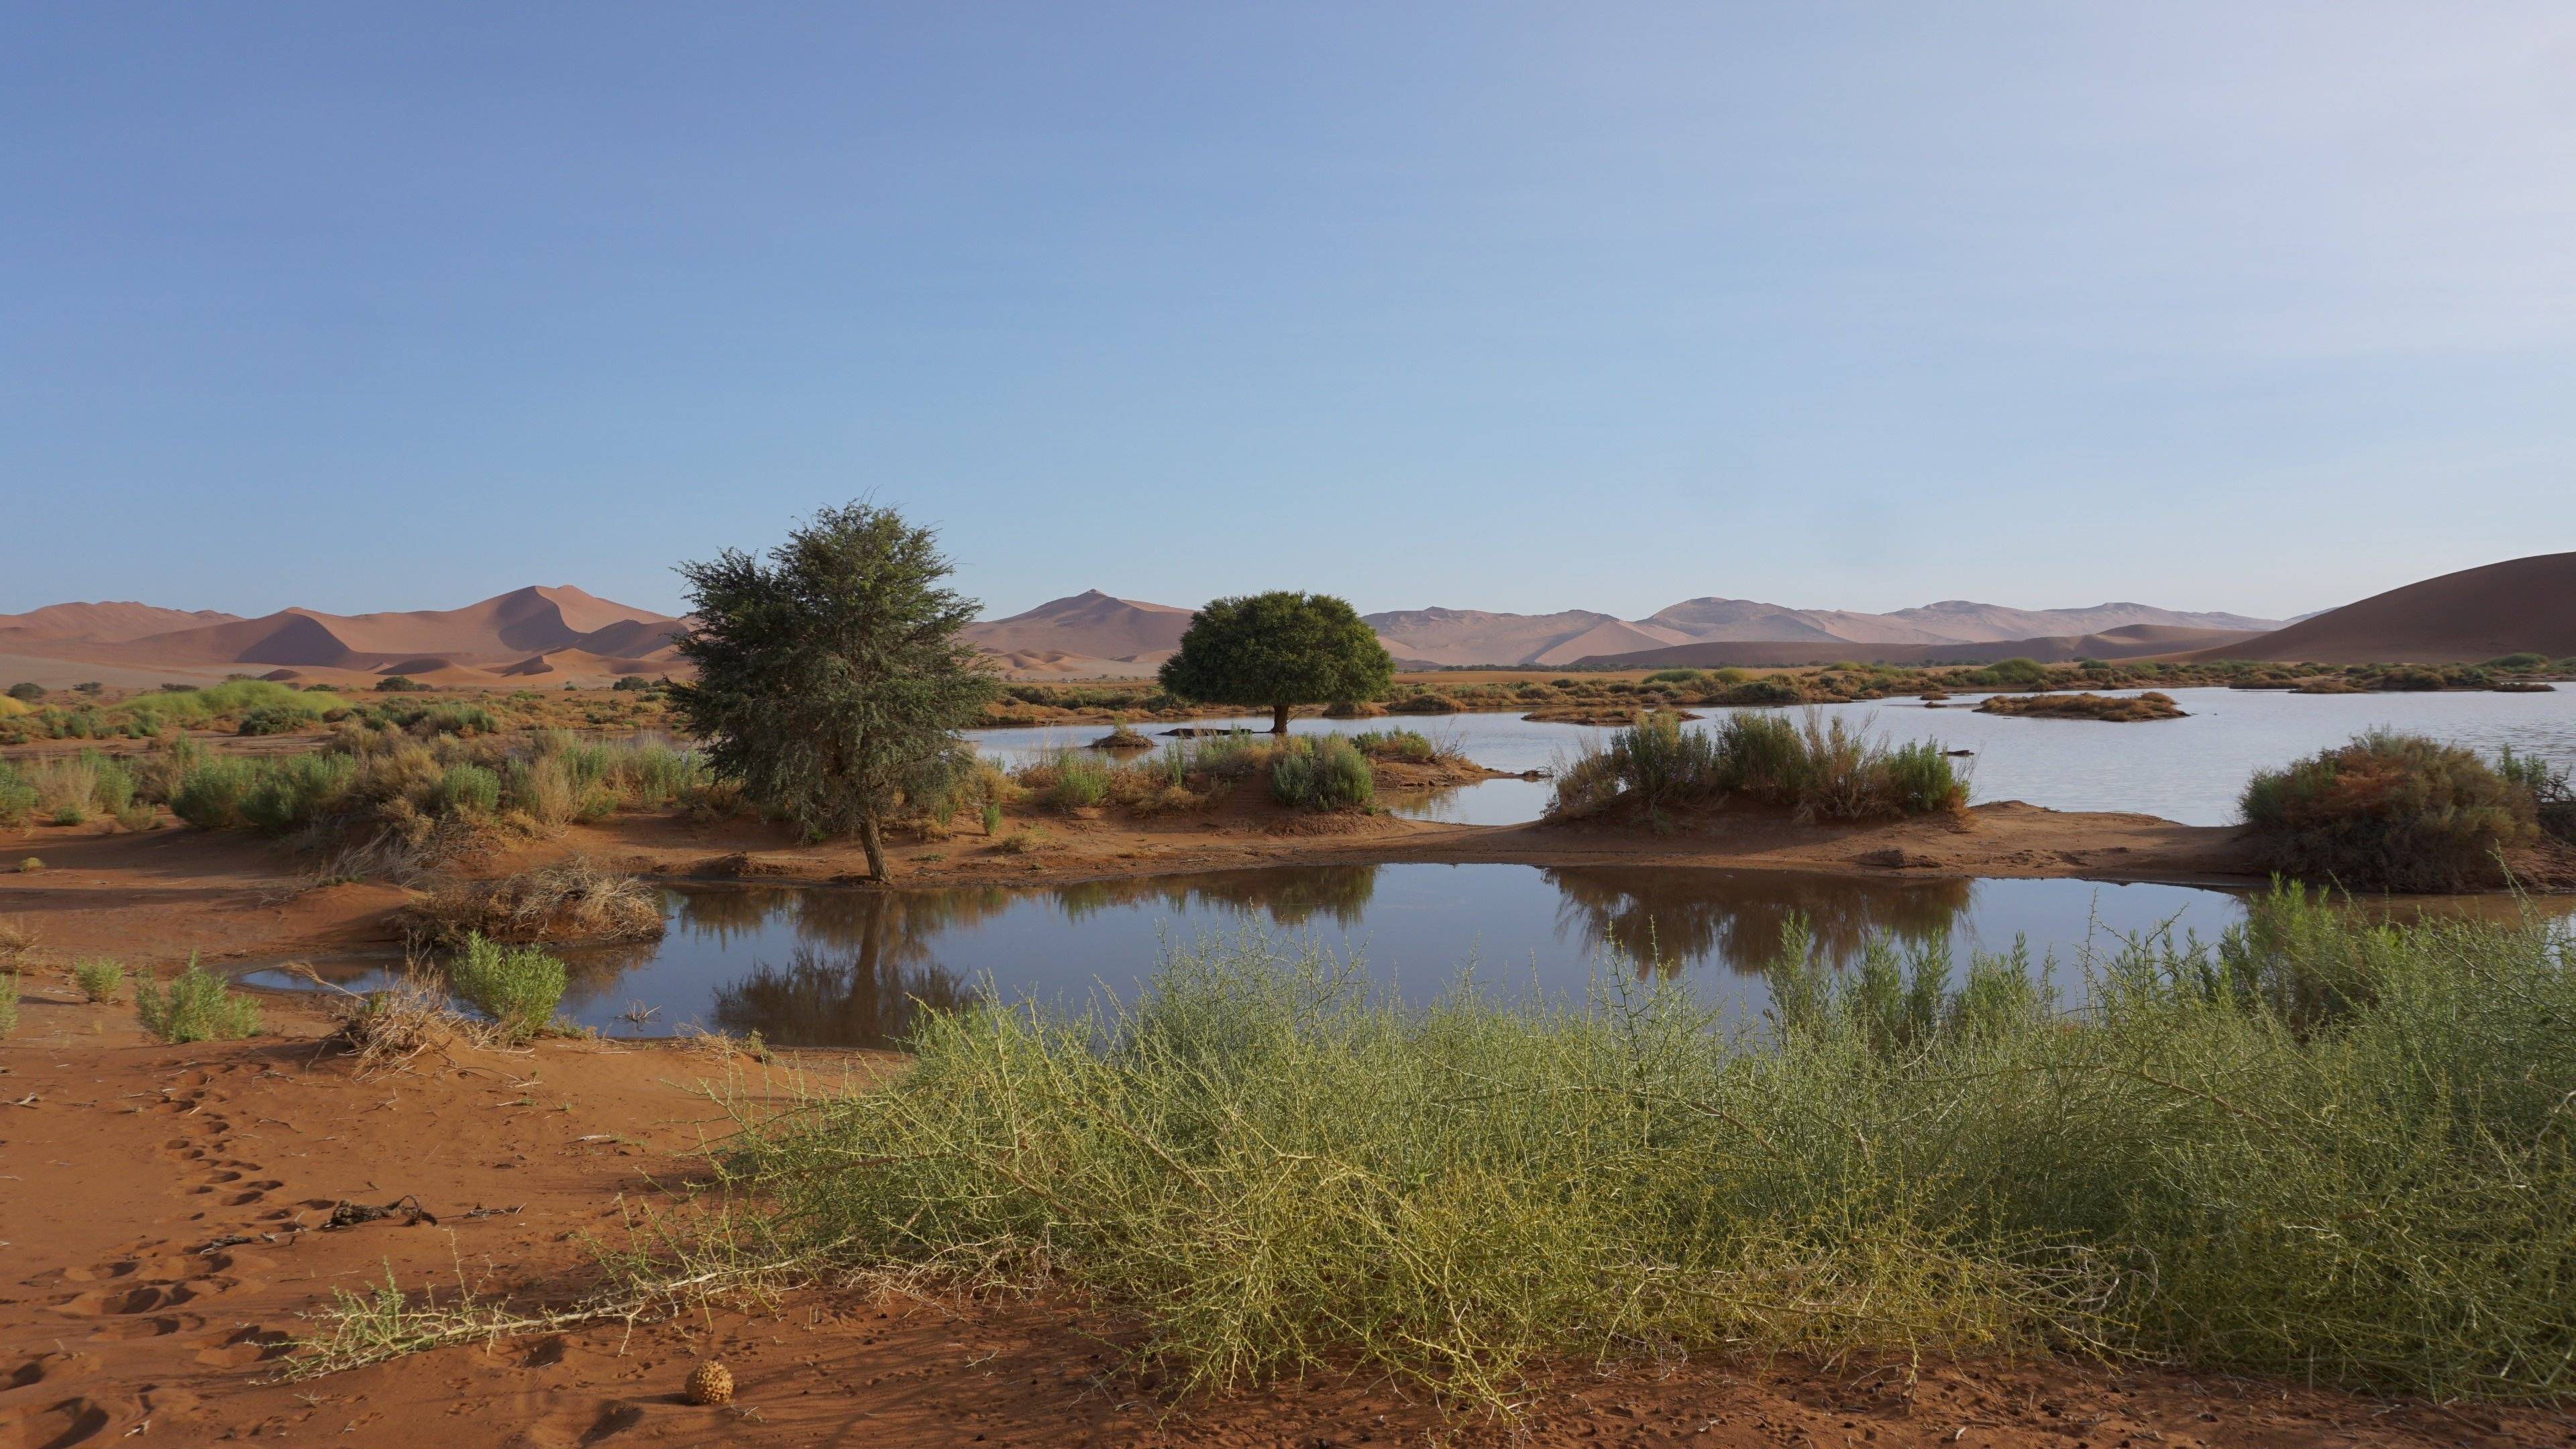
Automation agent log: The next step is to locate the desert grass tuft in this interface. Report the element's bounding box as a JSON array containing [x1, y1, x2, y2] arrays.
[[444, 933, 569, 1042], [136, 957, 262, 1043], [70, 957, 125, 1003]]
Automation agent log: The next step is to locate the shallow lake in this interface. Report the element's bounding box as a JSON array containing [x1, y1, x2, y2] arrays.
[[967, 686, 2576, 826], [256, 864, 2284, 1046]]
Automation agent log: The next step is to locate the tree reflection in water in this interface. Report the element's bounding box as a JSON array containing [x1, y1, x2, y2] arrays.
[[708, 941, 977, 1049], [1049, 865, 1377, 928], [1544, 866, 1974, 978]]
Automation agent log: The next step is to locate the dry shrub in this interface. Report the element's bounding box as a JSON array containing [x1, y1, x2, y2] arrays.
[[1977, 691, 2186, 722], [0, 915, 36, 963], [306, 965, 502, 1073], [403, 856, 665, 947]]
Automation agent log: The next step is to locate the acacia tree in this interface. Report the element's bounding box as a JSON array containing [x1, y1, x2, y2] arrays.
[[1158, 591, 1393, 734], [671, 503, 994, 881]]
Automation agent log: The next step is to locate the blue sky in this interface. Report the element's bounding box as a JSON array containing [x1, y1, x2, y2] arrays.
[[5, 4, 2573, 623]]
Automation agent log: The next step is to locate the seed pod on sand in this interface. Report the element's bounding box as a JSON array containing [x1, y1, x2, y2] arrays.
[[684, 1360, 734, 1405]]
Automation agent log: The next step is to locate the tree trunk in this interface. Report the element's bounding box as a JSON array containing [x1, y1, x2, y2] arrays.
[[857, 815, 889, 881], [1271, 702, 1291, 735]]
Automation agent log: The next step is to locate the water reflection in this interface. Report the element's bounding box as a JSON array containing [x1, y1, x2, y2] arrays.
[[706, 941, 977, 1049], [1546, 865, 1973, 977], [248, 864, 2267, 1048]]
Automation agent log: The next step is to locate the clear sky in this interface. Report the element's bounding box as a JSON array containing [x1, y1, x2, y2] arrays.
[[6, 4, 2574, 624]]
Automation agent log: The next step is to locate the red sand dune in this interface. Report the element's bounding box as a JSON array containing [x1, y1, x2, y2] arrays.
[[0, 600, 242, 643], [0, 586, 688, 685], [964, 590, 1194, 661], [2182, 552, 2576, 664], [1572, 624, 2259, 669]]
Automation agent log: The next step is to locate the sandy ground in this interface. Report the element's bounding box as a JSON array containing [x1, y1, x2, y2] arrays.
[[5, 991, 2570, 1449]]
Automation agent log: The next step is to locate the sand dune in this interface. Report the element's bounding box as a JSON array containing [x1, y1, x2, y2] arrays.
[[0, 586, 688, 687], [0, 600, 242, 643], [2181, 552, 2576, 664], [964, 590, 1195, 661], [1572, 624, 2261, 670]]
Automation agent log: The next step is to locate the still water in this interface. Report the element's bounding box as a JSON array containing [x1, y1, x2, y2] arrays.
[[967, 686, 2576, 827], [254, 864, 2268, 1047]]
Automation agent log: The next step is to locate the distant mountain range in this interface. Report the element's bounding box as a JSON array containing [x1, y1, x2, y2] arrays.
[[6, 554, 2564, 690], [0, 586, 688, 689], [956, 590, 2291, 674]]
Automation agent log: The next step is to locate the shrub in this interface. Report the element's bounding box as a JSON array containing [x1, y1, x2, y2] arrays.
[[435, 763, 502, 818], [0, 971, 15, 1037], [236, 704, 309, 735], [1269, 735, 1374, 811], [115, 804, 158, 833], [1715, 676, 1804, 706], [1966, 657, 2051, 690], [239, 753, 358, 832], [50, 804, 85, 826], [1348, 728, 1434, 762], [723, 888, 2576, 1407], [1042, 752, 1110, 811], [15, 857, 41, 873], [5, 682, 42, 702], [403, 858, 663, 946], [2487, 652, 2547, 670], [376, 676, 419, 692], [0, 764, 35, 827], [1550, 710, 1964, 822], [171, 757, 260, 828], [1643, 667, 1705, 685], [981, 802, 1002, 836], [445, 932, 568, 1040], [72, 957, 125, 1002], [135, 959, 262, 1043], [2240, 731, 2540, 891]]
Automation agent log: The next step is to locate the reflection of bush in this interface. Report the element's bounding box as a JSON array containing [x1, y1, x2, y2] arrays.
[[710, 942, 978, 1049], [1546, 866, 1972, 977], [1052, 865, 1379, 929]]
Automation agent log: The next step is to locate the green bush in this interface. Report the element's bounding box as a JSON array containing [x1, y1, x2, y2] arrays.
[[1269, 735, 1374, 810], [1966, 657, 2050, 690], [5, 682, 42, 702], [1550, 710, 1964, 822], [446, 932, 567, 1040], [1714, 676, 1805, 706], [376, 676, 419, 692], [72, 957, 125, 1003], [436, 763, 502, 818], [0, 970, 16, 1037], [235, 704, 310, 736], [171, 757, 260, 828], [725, 885, 2576, 1407], [239, 753, 358, 832], [0, 764, 36, 827], [135, 959, 262, 1043], [1348, 728, 1434, 762], [2240, 731, 2539, 891], [1044, 753, 1110, 812]]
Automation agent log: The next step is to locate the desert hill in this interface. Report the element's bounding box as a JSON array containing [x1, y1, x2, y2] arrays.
[[0, 601, 243, 644], [0, 586, 688, 689], [1366, 598, 2288, 668], [2180, 553, 2576, 665], [961, 590, 1195, 663], [1572, 624, 2262, 670]]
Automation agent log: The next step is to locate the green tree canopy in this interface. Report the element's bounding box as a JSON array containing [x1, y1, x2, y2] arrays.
[[671, 502, 994, 880], [1158, 591, 1393, 733]]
